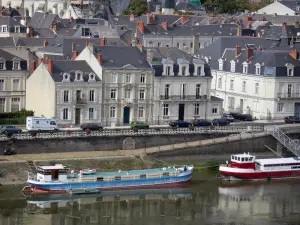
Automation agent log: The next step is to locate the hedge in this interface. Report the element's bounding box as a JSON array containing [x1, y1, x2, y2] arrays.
[[0, 109, 34, 119], [0, 118, 26, 125]]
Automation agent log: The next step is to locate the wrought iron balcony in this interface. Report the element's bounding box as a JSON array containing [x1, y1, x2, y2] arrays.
[[160, 95, 207, 101], [76, 98, 87, 104], [277, 93, 300, 99]]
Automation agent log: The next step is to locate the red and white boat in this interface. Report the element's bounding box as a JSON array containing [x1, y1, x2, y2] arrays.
[[219, 153, 300, 181]]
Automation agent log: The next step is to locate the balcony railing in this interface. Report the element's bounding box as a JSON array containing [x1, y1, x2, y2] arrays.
[[160, 95, 207, 101], [277, 93, 300, 99], [76, 99, 87, 104]]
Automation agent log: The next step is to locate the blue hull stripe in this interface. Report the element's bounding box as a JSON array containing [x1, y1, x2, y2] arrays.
[[29, 173, 193, 191]]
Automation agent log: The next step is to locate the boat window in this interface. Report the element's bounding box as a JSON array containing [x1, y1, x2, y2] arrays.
[[241, 158, 245, 162], [238, 157, 240, 161], [97, 177, 103, 181], [140, 174, 146, 179], [245, 158, 248, 162], [115, 176, 121, 180], [162, 172, 169, 177], [249, 157, 253, 161], [231, 156, 234, 160]]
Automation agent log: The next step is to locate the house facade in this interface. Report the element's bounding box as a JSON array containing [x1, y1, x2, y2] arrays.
[[147, 47, 223, 124], [210, 45, 300, 120], [76, 45, 154, 126], [26, 59, 102, 126], [0, 49, 27, 113]]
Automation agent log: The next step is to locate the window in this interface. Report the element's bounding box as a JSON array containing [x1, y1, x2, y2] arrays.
[[197, 66, 201, 76], [163, 104, 169, 116], [88, 108, 94, 119], [255, 83, 259, 94], [138, 107, 144, 118], [180, 84, 186, 99], [110, 89, 116, 99], [125, 73, 131, 83], [140, 74, 145, 83], [230, 61, 235, 72], [89, 73, 95, 81], [89, 90, 95, 102], [166, 66, 171, 76], [63, 90, 69, 103], [212, 105, 218, 114], [2, 26, 7, 32], [15, 26, 20, 33], [218, 60, 223, 70], [196, 84, 201, 98], [139, 90, 145, 99], [194, 104, 200, 115], [76, 72, 82, 81], [0, 79, 4, 91], [13, 79, 19, 91], [242, 81, 246, 92], [13, 61, 19, 70], [277, 103, 284, 112], [288, 84, 292, 97], [111, 73, 117, 83], [230, 80, 234, 90], [181, 66, 186, 76], [63, 73, 69, 81], [0, 61, 4, 70], [63, 108, 69, 120], [228, 97, 235, 109], [218, 77, 222, 89], [125, 90, 130, 99], [243, 64, 248, 74], [110, 106, 116, 118], [164, 84, 170, 99], [256, 65, 261, 75], [11, 98, 20, 112], [177, 43, 179, 48], [0, 98, 5, 112], [288, 68, 294, 76], [190, 43, 193, 48]]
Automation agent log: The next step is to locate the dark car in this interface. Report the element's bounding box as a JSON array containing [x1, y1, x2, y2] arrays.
[[212, 119, 230, 126], [80, 123, 104, 131], [284, 116, 300, 123], [169, 120, 192, 128], [0, 125, 22, 134], [222, 114, 235, 122], [193, 119, 212, 127], [229, 113, 253, 121]]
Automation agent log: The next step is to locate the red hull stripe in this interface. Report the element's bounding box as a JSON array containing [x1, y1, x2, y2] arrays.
[[220, 169, 300, 179]]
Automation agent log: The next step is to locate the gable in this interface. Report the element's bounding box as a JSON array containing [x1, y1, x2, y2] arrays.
[[122, 64, 138, 70]]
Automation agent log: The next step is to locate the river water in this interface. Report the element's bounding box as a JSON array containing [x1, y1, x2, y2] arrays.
[[1, 172, 300, 225]]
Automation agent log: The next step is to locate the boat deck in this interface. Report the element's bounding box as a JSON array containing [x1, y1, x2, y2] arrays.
[[80, 167, 178, 178]]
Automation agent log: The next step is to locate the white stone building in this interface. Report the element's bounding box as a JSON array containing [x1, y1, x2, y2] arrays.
[[256, 1, 300, 16]]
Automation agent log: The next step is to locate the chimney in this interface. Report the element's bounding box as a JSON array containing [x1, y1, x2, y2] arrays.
[[236, 25, 242, 36], [192, 35, 199, 55], [161, 21, 168, 31], [47, 60, 53, 73], [73, 51, 78, 59], [290, 49, 298, 59], [97, 53, 103, 64], [138, 20, 145, 33], [246, 48, 253, 61], [43, 39, 48, 47], [31, 60, 36, 73], [38, 58, 43, 65], [282, 22, 287, 27], [181, 15, 189, 24], [147, 14, 154, 24], [100, 37, 106, 46], [1, 9, 5, 16], [130, 13, 134, 21], [236, 44, 241, 56], [245, 16, 252, 21]]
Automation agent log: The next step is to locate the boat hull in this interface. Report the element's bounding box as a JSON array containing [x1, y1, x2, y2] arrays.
[[27, 172, 193, 194], [219, 165, 300, 180]]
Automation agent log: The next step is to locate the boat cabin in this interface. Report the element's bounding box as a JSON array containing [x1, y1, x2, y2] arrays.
[[36, 164, 69, 182], [230, 153, 256, 169]]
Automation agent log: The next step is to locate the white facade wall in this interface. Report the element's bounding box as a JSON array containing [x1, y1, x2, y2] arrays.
[[211, 70, 300, 120], [256, 2, 296, 16]]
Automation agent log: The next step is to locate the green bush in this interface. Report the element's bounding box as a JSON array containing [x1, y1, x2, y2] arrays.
[[0, 118, 26, 125], [0, 109, 34, 119]]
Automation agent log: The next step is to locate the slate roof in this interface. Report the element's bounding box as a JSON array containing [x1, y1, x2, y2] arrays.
[[236, 13, 300, 25], [214, 48, 300, 77], [92, 46, 151, 69], [0, 16, 26, 27], [262, 25, 300, 40], [0, 48, 27, 70], [62, 18, 106, 28], [280, 1, 300, 12], [0, 37, 17, 47], [30, 12, 64, 29], [49, 60, 100, 82]]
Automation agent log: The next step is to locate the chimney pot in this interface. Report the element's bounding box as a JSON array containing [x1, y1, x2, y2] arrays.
[[47, 60, 53, 73], [73, 51, 78, 59], [138, 20, 145, 33], [236, 44, 241, 56], [181, 15, 189, 24], [247, 48, 254, 61], [43, 39, 48, 47], [147, 14, 154, 24], [31, 60, 36, 73], [100, 37, 106, 46], [97, 53, 103, 64]]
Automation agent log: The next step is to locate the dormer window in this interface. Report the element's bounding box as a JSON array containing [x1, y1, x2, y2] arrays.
[[15, 26, 20, 33], [88, 73, 96, 82], [162, 58, 174, 76], [286, 63, 294, 76], [2, 26, 7, 33], [0, 60, 5, 70], [230, 60, 235, 73], [75, 71, 83, 81], [13, 61, 20, 70], [218, 59, 223, 71], [166, 66, 171, 75], [255, 63, 261, 75], [242, 62, 248, 74], [62, 73, 70, 82]]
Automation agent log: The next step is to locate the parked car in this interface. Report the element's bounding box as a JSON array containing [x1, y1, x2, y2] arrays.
[[80, 123, 104, 131], [193, 119, 212, 127], [229, 113, 253, 121], [131, 121, 150, 130], [169, 120, 192, 128], [0, 125, 22, 134], [284, 116, 300, 123], [212, 119, 230, 126], [222, 114, 235, 122]]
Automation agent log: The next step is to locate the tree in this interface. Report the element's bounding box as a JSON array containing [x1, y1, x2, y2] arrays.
[[204, 0, 248, 14], [129, 0, 148, 16]]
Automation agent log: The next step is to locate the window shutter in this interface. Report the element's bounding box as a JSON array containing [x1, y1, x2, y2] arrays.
[[68, 90, 71, 103], [61, 90, 64, 103], [94, 108, 97, 120], [68, 108, 71, 120], [61, 109, 64, 120], [87, 108, 89, 120]]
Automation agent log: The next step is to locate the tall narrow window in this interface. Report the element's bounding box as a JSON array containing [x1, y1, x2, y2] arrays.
[[110, 89, 116, 99], [0, 61, 5, 70], [13, 79, 19, 91], [125, 90, 130, 99], [277, 103, 284, 112], [255, 83, 259, 94], [242, 81, 246, 92], [196, 84, 201, 99], [0, 98, 5, 112], [88, 108, 94, 119], [139, 90, 145, 99], [197, 66, 201, 76], [138, 107, 144, 118], [288, 84, 292, 97], [125, 73, 131, 83], [110, 107, 116, 118], [111, 73, 117, 83], [89, 90, 95, 102], [63, 90, 69, 103], [218, 77, 222, 89], [166, 66, 171, 76], [0, 79, 4, 91], [163, 104, 169, 116], [140, 74, 145, 83], [13, 61, 19, 70], [164, 84, 170, 99], [230, 80, 234, 90], [181, 66, 186, 76], [194, 104, 200, 115], [180, 84, 186, 99], [63, 108, 69, 120]]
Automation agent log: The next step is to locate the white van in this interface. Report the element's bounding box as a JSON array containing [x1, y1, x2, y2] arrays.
[[26, 116, 58, 132]]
